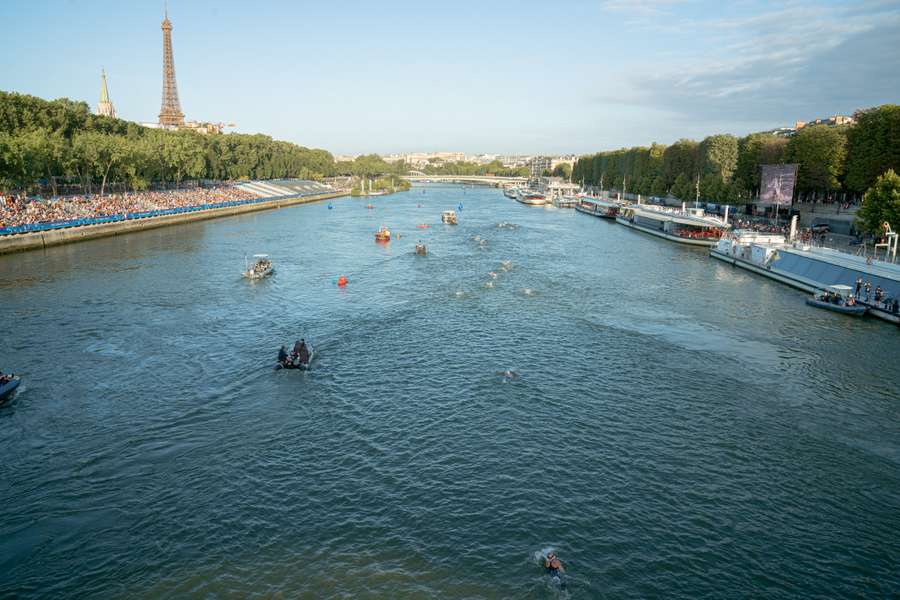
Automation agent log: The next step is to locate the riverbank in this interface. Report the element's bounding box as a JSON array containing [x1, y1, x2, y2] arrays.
[[0, 191, 347, 255]]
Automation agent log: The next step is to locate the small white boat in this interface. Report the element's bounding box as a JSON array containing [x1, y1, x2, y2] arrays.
[[442, 210, 458, 224], [415, 243, 427, 255], [243, 254, 273, 279]]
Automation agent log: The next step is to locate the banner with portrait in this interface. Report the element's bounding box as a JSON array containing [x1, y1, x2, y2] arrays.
[[758, 164, 798, 206]]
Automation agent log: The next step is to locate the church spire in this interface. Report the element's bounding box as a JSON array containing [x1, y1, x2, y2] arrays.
[[96, 69, 116, 118], [100, 69, 110, 103]]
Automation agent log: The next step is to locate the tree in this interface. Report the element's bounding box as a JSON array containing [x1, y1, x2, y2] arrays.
[[734, 133, 787, 199], [786, 125, 847, 195], [845, 105, 900, 194], [855, 169, 900, 235], [551, 163, 571, 179], [18, 129, 67, 196], [662, 139, 700, 188], [670, 173, 692, 201], [700, 134, 739, 182]]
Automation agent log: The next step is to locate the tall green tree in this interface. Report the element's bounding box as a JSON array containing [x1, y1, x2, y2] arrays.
[[700, 134, 739, 181], [551, 163, 571, 179], [844, 105, 900, 194], [670, 173, 692, 201], [734, 133, 787, 199], [786, 125, 847, 195], [855, 169, 900, 235], [663, 139, 700, 187]]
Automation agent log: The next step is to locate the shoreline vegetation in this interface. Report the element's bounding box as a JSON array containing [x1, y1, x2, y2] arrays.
[[571, 104, 900, 235], [350, 176, 412, 197]]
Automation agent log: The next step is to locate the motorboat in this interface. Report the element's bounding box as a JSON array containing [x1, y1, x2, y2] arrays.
[[442, 210, 458, 225], [503, 186, 518, 199], [575, 197, 620, 219], [0, 375, 20, 403], [552, 195, 578, 208], [415, 243, 427, 255], [277, 343, 315, 370], [515, 189, 546, 206], [375, 226, 391, 242], [243, 254, 273, 279], [805, 285, 868, 316]]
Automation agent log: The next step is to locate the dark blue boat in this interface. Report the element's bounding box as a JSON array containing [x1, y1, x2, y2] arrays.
[[0, 376, 20, 402], [805, 297, 867, 316]]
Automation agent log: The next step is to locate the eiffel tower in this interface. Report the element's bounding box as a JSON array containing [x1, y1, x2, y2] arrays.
[[158, 5, 185, 127]]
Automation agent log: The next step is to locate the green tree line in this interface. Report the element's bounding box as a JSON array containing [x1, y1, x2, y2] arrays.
[[0, 91, 336, 195], [420, 160, 529, 178], [571, 104, 900, 206]]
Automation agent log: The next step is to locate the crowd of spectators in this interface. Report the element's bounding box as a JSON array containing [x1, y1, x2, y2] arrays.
[[730, 218, 790, 236], [1, 187, 253, 230]]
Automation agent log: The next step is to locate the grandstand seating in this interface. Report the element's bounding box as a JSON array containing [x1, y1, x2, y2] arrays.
[[236, 179, 335, 198]]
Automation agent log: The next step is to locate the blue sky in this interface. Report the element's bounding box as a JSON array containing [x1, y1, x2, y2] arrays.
[[2, 0, 898, 155]]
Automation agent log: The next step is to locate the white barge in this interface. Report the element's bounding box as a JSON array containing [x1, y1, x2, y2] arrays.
[[710, 228, 900, 324], [575, 196, 621, 219], [615, 204, 729, 246]]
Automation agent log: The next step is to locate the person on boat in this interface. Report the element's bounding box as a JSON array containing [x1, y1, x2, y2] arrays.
[[855, 277, 863, 299], [278, 345, 288, 365], [293, 340, 304, 356], [545, 552, 565, 577], [864, 281, 872, 303], [298, 340, 310, 364], [0, 372, 11, 385]]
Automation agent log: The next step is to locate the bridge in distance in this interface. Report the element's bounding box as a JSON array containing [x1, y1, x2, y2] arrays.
[[405, 174, 526, 187]]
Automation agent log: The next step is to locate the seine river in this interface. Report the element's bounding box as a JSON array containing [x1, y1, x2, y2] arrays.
[[1, 184, 899, 598]]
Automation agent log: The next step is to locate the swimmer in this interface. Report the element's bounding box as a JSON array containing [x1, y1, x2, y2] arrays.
[[489, 271, 498, 279], [497, 369, 518, 381], [545, 552, 565, 578], [484, 281, 494, 288], [500, 260, 512, 271]]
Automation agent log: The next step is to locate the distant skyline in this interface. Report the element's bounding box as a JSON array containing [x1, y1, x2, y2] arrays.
[[2, 0, 898, 156]]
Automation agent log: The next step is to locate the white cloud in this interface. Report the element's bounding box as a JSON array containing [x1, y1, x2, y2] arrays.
[[597, 0, 900, 124], [598, 0, 688, 17]]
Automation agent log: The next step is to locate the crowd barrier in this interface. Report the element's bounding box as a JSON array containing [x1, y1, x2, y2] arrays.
[[0, 191, 329, 237]]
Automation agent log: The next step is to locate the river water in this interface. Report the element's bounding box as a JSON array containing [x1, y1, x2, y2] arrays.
[[1, 184, 898, 598]]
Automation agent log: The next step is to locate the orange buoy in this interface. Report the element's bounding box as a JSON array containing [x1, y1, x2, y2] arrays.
[[337, 275, 348, 287]]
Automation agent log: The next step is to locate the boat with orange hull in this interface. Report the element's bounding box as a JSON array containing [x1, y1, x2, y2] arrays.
[[375, 226, 391, 242]]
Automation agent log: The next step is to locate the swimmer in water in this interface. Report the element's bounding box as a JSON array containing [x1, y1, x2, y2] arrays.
[[497, 370, 518, 381], [545, 552, 564, 578]]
